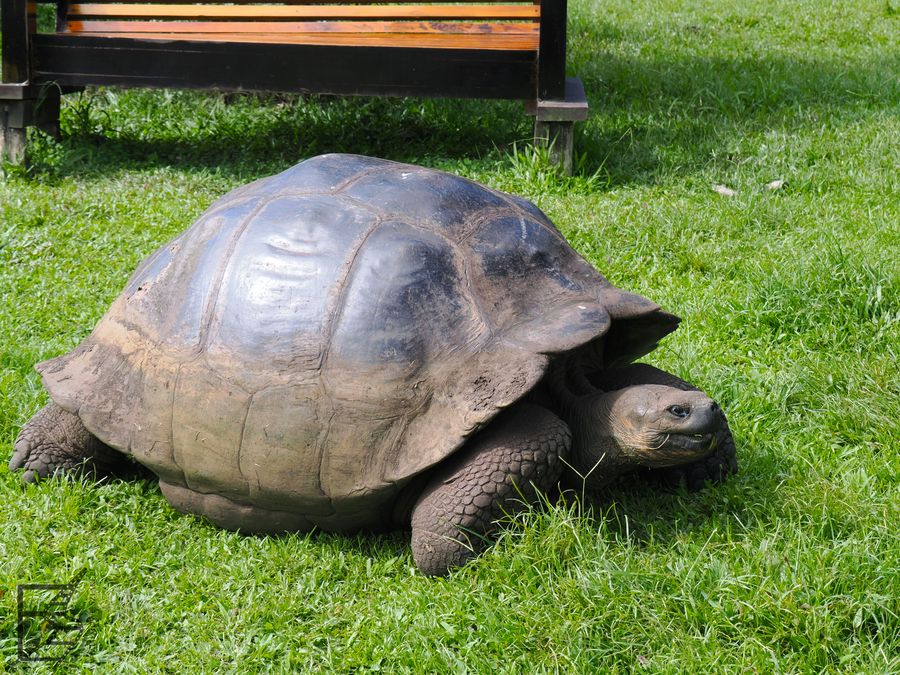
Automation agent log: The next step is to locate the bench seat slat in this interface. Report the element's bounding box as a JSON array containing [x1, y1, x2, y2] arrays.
[[67, 30, 539, 49], [69, 3, 541, 20], [69, 19, 539, 34]]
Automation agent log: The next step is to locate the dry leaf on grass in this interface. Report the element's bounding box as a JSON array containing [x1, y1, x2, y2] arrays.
[[713, 184, 736, 197]]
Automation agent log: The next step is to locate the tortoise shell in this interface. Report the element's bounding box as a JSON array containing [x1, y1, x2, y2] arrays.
[[38, 154, 678, 528]]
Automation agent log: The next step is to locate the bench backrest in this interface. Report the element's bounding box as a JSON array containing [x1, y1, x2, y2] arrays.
[[5, 0, 567, 100], [58, 1, 542, 51]]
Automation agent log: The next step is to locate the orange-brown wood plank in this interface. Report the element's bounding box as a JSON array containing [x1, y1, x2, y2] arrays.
[[69, 19, 539, 34], [68, 3, 540, 20], [68, 30, 539, 49], [62, 0, 516, 4]]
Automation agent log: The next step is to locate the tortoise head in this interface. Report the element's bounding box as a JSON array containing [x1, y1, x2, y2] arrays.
[[603, 385, 721, 463], [568, 385, 723, 487]]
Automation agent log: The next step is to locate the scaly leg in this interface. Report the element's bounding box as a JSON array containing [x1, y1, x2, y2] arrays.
[[411, 404, 571, 576], [10, 403, 127, 482]]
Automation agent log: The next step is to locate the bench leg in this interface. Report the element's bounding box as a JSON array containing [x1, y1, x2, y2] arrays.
[[1, 103, 28, 164], [1, 124, 27, 164], [528, 77, 589, 177], [36, 89, 62, 141], [1, 88, 62, 165], [534, 120, 575, 176]]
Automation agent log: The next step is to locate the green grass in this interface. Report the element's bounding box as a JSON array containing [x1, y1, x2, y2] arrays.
[[1, 0, 898, 671]]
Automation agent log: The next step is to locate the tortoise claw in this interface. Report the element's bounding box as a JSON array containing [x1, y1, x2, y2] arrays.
[[8, 442, 27, 471], [10, 434, 52, 482]]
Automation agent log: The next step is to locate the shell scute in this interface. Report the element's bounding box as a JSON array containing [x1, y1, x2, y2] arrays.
[[325, 220, 485, 401], [123, 197, 261, 352], [202, 193, 377, 390], [340, 163, 513, 239]]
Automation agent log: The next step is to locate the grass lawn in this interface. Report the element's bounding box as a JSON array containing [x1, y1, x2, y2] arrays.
[[1, 0, 898, 671]]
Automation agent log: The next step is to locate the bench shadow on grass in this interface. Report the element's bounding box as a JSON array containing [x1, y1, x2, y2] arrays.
[[32, 94, 531, 181], [30, 46, 896, 182]]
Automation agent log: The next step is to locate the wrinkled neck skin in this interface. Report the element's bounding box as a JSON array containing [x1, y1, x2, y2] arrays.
[[546, 358, 633, 489]]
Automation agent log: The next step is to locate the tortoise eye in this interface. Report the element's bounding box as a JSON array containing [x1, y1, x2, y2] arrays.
[[667, 405, 690, 419]]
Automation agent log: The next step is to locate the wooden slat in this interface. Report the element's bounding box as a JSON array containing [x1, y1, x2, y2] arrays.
[[69, 3, 540, 20], [45, 0, 523, 4], [32, 33, 537, 98], [67, 30, 538, 49], [69, 19, 538, 34]]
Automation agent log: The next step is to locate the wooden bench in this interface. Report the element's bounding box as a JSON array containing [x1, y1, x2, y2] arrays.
[[1, 0, 587, 170]]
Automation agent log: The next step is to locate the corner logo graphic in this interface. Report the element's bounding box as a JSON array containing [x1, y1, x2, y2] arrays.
[[16, 570, 88, 662]]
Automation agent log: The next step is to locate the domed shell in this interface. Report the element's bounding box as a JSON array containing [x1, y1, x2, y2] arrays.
[[37, 154, 678, 528]]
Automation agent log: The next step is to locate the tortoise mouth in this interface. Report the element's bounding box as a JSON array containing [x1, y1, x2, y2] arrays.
[[645, 432, 717, 465], [669, 432, 716, 452]]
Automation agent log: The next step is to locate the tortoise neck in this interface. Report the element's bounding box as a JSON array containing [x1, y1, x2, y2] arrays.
[[547, 359, 631, 488], [546, 356, 591, 413]]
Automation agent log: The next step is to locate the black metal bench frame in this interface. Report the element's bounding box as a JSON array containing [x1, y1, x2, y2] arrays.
[[1, 0, 587, 170]]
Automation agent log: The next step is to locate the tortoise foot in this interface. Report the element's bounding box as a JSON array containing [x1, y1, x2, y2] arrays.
[[10, 403, 123, 482]]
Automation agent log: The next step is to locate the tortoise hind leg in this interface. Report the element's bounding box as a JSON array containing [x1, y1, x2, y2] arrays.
[[590, 364, 738, 490], [410, 404, 570, 576], [10, 403, 130, 482]]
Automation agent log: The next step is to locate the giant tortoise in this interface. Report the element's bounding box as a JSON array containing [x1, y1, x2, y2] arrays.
[[11, 154, 737, 575]]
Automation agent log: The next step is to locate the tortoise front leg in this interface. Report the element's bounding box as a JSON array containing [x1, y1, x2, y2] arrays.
[[410, 404, 570, 576], [10, 403, 128, 482]]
